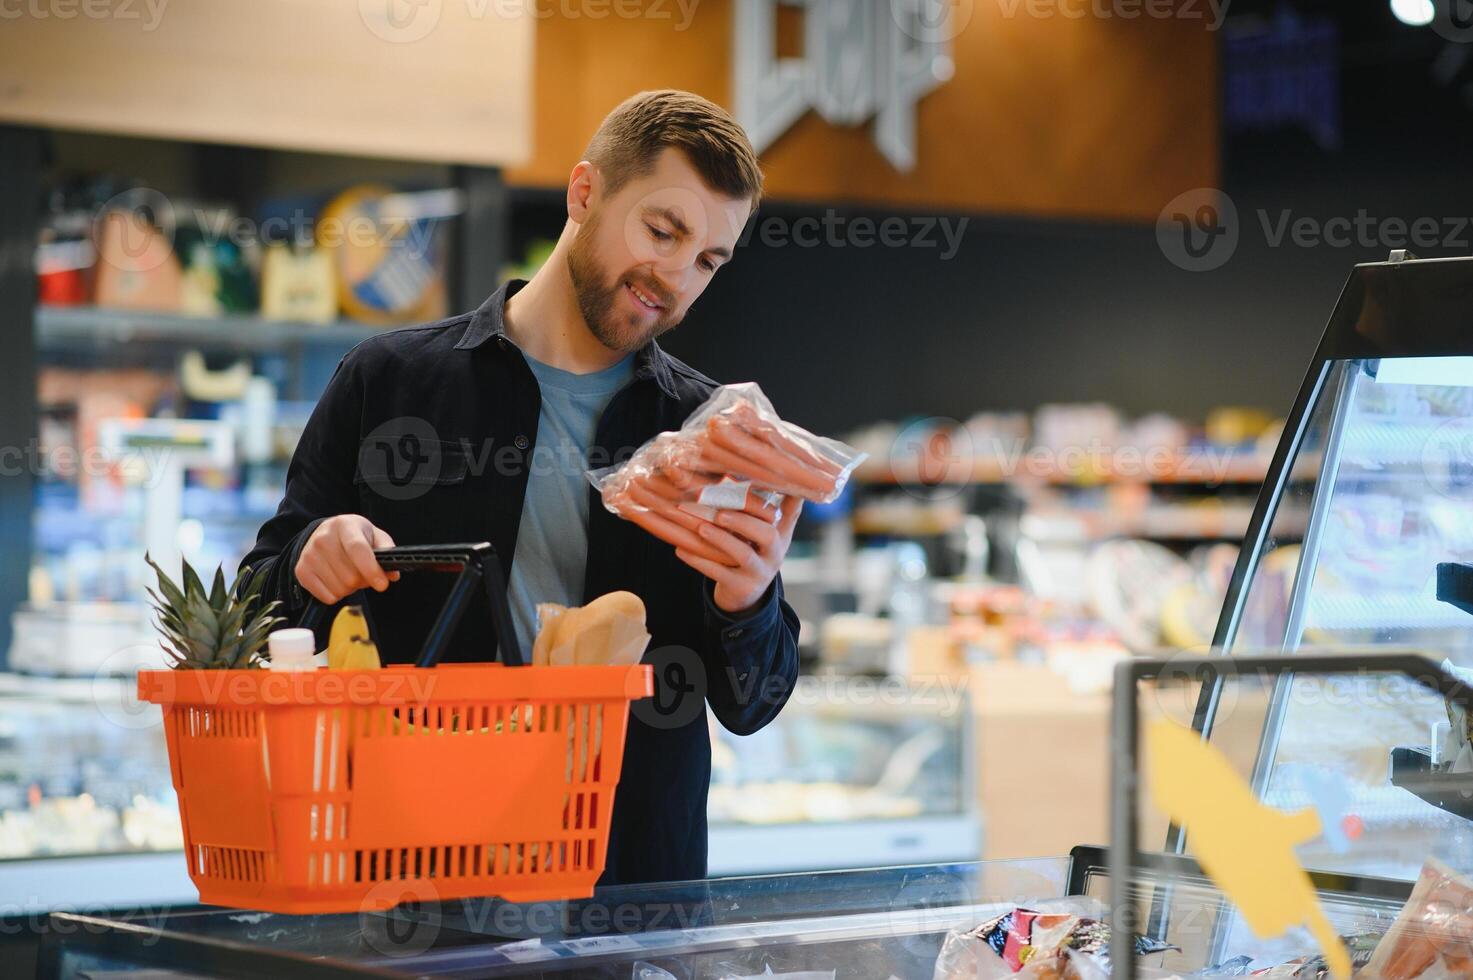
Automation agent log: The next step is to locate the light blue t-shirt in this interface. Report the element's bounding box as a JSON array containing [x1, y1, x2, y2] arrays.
[[507, 352, 635, 656]]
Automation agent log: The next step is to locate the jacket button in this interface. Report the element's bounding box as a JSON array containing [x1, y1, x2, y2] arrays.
[[514, 435, 530, 450]]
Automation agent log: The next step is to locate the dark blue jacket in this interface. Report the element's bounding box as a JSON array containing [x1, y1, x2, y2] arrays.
[[240, 280, 800, 885]]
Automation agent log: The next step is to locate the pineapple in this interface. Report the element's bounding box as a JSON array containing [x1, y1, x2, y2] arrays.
[[145, 554, 283, 670]]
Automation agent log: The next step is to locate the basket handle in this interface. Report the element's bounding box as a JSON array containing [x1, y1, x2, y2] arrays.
[[297, 542, 526, 667]]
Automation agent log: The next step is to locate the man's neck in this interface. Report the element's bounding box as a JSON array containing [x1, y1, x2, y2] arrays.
[[502, 237, 626, 375]]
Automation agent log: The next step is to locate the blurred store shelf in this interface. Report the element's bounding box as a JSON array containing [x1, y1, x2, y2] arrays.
[[36, 305, 386, 354], [856, 451, 1284, 488]]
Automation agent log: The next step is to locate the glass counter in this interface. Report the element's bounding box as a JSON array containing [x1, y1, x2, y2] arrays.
[[0, 670, 978, 908], [708, 675, 979, 875], [41, 846, 1461, 979], [0, 673, 195, 913]]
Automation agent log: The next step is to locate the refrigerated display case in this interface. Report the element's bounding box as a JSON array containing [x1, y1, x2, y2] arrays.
[[0, 673, 194, 912], [707, 675, 979, 875], [1192, 252, 1473, 885]]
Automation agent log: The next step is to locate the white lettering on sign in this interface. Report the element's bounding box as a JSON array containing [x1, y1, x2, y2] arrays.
[[733, 0, 958, 171]]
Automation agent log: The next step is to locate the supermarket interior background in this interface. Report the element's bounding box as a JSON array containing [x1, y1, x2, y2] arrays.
[[9, 0, 1473, 976]]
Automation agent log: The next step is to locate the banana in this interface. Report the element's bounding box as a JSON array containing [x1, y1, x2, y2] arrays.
[[326, 605, 382, 671]]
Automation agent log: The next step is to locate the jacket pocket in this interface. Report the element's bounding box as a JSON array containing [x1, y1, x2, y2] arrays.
[[354, 437, 469, 500]]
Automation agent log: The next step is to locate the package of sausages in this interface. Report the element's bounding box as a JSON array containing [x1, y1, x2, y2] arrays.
[[588, 382, 866, 549]]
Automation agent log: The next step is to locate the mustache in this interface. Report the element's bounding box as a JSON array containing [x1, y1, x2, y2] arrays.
[[624, 272, 676, 310]]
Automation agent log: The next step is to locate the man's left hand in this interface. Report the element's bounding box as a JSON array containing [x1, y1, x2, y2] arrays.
[[675, 496, 803, 614]]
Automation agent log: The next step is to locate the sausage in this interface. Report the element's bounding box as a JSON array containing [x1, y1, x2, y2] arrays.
[[726, 401, 844, 478], [706, 416, 838, 499]]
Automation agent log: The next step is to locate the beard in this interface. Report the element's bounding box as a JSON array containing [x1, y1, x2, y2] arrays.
[[566, 211, 685, 353]]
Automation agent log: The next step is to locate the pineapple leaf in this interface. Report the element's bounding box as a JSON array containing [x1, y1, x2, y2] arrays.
[[181, 559, 207, 601], [209, 566, 228, 610], [144, 553, 187, 613]]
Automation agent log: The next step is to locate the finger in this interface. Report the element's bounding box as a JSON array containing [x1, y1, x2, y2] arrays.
[[366, 526, 401, 580], [778, 496, 804, 539], [675, 547, 743, 587], [627, 481, 709, 533], [714, 509, 778, 552], [626, 507, 738, 566], [341, 528, 390, 591], [296, 566, 339, 606], [743, 495, 781, 522], [697, 521, 761, 569]]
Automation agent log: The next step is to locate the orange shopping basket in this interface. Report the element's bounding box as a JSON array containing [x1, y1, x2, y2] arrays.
[[139, 543, 653, 915]]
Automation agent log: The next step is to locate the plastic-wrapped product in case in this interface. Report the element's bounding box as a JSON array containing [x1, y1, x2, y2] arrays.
[[1363, 858, 1473, 978]]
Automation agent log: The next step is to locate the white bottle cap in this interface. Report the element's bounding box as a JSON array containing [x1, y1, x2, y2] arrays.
[[268, 628, 317, 669]]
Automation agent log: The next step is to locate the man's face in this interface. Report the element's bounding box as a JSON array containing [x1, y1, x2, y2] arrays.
[[567, 147, 752, 353]]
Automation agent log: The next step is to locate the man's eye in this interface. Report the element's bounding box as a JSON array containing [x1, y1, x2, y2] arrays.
[[647, 224, 672, 242], [698, 257, 716, 273]]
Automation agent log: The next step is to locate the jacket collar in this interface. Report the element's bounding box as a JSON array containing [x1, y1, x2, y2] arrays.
[[456, 279, 679, 398]]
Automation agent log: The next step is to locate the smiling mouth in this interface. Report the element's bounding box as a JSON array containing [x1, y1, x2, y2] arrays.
[[625, 280, 664, 312]]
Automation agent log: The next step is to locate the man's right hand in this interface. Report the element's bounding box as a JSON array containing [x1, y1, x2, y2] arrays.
[[295, 515, 400, 604]]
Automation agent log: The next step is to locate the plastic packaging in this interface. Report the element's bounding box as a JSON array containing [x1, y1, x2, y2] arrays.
[[1363, 857, 1473, 978], [589, 383, 867, 554], [266, 627, 317, 672], [931, 899, 1178, 980], [532, 592, 651, 667]]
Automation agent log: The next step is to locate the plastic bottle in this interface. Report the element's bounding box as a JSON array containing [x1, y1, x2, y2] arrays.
[[267, 628, 319, 672]]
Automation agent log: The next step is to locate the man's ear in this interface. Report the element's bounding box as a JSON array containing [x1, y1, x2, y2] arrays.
[[567, 161, 598, 223]]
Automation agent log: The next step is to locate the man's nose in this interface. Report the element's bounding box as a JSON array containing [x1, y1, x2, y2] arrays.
[[647, 263, 688, 302]]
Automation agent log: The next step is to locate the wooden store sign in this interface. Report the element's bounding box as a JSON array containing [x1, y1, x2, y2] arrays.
[[509, 0, 1220, 222], [734, 0, 957, 172]]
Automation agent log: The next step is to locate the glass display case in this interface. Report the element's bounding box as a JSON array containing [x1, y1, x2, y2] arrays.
[[0, 673, 195, 912], [35, 842, 1461, 979], [707, 675, 979, 875], [1196, 252, 1473, 886], [0, 671, 977, 908]]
